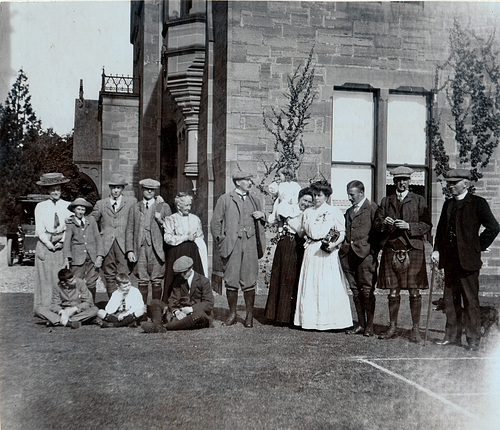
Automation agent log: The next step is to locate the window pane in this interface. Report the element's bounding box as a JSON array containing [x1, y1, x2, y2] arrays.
[[387, 94, 427, 165], [332, 92, 374, 163], [331, 165, 373, 212]]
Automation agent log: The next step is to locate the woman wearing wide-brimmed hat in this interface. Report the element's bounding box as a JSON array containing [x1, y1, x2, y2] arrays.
[[33, 173, 72, 313], [63, 198, 104, 301]]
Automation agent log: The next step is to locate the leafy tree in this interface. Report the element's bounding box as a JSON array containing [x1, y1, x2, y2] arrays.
[[429, 20, 500, 184], [257, 47, 316, 195], [0, 69, 42, 233], [0, 70, 97, 234]]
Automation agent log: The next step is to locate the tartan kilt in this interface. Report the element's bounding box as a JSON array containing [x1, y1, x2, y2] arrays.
[[377, 247, 428, 290]]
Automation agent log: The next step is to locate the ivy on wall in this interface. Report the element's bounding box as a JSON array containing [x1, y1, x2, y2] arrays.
[[429, 20, 500, 184]]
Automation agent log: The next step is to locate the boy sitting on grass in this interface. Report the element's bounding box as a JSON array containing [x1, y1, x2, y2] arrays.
[[97, 272, 145, 328], [34, 268, 99, 329]]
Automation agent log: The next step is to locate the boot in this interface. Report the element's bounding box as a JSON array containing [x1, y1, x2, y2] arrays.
[[243, 289, 255, 328], [152, 282, 163, 301], [142, 321, 166, 333], [348, 293, 366, 334], [363, 292, 376, 337], [409, 295, 422, 343], [223, 289, 238, 326], [166, 311, 210, 330], [379, 296, 400, 339], [138, 282, 149, 305]]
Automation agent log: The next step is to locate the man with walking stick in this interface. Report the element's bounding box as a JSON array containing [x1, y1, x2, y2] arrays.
[[432, 169, 499, 351]]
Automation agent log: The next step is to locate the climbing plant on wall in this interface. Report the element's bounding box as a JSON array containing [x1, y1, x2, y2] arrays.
[[429, 20, 500, 184], [257, 47, 316, 195]]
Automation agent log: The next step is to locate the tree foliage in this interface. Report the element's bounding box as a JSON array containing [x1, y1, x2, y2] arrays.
[[430, 20, 500, 183], [0, 69, 96, 234], [257, 47, 316, 195]]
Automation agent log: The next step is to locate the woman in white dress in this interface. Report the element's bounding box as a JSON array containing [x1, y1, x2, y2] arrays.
[[294, 181, 353, 330]]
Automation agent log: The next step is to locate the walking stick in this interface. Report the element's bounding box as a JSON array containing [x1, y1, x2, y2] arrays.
[[424, 261, 436, 346]]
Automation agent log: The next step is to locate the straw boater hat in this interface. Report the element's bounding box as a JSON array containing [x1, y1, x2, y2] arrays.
[[36, 172, 70, 187], [68, 197, 93, 214], [172, 256, 194, 273], [108, 173, 128, 187], [139, 178, 160, 189], [444, 168, 471, 182], [390, 166, 414, 179]]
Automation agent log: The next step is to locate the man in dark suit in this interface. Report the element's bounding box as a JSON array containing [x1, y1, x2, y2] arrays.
[[340, 180, 379, 337], [91, 174, 137, 297], [432, 169, 499, 350], [142, 256, 214, 332], [210, 171, 266, 328], [374, 166, 432, 343], [126, 178, 172, 304]]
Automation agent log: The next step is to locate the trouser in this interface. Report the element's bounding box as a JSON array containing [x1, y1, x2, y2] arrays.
[[222, 235, 258, 291], [147, 299, 209, 330], [443, 267, 481, 346], [72, 257, 99, 300], [134, 243, 165, 303], [35, 305, 99, 325], [103, 240, 129, 297]]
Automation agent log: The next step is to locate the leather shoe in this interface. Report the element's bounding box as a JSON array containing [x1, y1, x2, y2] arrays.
[[363, 326, 374, 337], [464, 344, 479, 352], [347, 326, 365, 335]]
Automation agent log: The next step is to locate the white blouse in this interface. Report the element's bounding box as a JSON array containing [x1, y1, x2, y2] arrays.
[[35, 199, 72, 247], [163, 212, 204, 246]]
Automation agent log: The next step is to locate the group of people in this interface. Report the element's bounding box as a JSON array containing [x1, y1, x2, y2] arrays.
[[30, 165, 499, 350], [261, 165, 498, 351]]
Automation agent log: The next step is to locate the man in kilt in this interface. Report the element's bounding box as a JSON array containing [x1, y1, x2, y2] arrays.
[[374, 166, 432, 343]]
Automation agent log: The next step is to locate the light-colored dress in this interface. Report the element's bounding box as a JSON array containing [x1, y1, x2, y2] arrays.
[[294, 202, 353, 330], [34, 198, 72, 311]]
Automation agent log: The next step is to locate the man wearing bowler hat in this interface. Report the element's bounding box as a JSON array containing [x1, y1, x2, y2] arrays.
[[210, 171, 266, 328], [91, 173, 137, 297], [374, 166, 432, 343], [432, 168, 499, 350], [126, 178, 171, 304], [142, 256, 214, 332]]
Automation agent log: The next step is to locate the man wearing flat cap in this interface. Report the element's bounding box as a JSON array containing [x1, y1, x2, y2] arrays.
[[142, 256, 214, 332], [64, 198, 104, 301], [210, 171, 266, 328], [432, 168, 499, 350], [91, 173, 137, 297], [126, 178, 171, 304], [374, 166, 432, 343]]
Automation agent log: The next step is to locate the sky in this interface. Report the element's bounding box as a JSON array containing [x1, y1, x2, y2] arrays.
[[0, 0, 133, 135]]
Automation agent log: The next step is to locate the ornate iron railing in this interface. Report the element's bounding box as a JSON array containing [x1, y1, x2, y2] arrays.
[[101, 70, 139, 95]]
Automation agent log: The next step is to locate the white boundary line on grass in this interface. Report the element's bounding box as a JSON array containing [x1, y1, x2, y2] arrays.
[[358, 358, 487, 424]]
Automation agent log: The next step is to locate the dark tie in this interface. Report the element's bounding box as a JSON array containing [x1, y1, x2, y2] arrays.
[[112, 202, 117, 212], [145, 201, 149, 210], [240, 194, 246, 201], [53, 201, 60, 229]]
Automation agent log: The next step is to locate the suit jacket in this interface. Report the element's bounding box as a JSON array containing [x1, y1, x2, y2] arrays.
[[434, 193, 499, 271], [167, 271, 214, 315], [210, 190, 267, 259], [50, 278, 94, 313], [125, 197, 172, 263], [374, 192, 431, 251], [339, 199, 379, 259], [91, 195, 137, 255], [63, 216, 104, 266]]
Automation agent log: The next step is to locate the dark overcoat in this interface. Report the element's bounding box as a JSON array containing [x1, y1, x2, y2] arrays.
[[434, 193, 499, 271], [167, 271, 214, 315]]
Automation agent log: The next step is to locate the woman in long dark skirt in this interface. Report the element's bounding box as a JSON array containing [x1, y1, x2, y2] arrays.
[[265, 187, 313, 325], [162, 193, 207, 301]]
